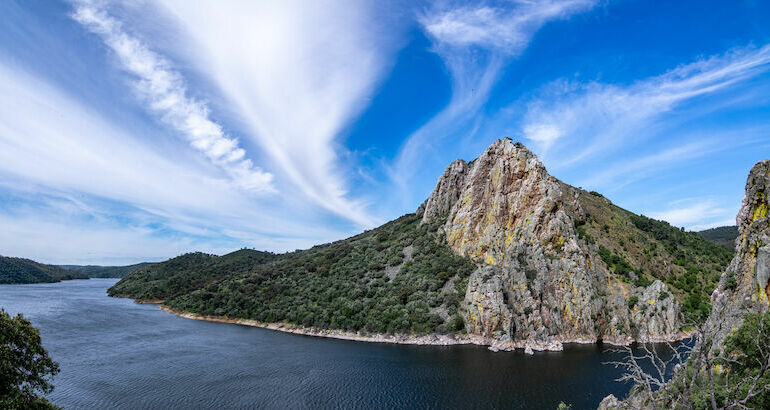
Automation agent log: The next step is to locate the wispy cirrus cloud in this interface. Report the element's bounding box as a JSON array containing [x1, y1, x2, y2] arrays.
[[649, 198, 735, 231], [154, 0, 405, 227], [520, 43, 770, 163], [392, 0, 598, 196], [70, 0, 273, 192], [0, 60, 350, 263], [420, 0, 597, 53]]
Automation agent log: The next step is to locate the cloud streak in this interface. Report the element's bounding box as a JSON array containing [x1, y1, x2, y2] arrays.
[[649, 199, 734, 231], [520, 43, 770, 163], [392, 0, 598, 196], [155, 0, 403, 227], [70, 0, 273, 192], [0, 60, 350, 263]]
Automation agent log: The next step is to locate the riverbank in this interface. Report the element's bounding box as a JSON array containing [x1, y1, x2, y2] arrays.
[[153, 304, 694, 353]]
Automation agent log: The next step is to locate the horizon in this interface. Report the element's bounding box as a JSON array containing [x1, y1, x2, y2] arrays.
[[2, 0, 770, 265], [7, 139, 749, 267]]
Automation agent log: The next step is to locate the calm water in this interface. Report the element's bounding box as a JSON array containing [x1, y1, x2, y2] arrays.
[[1, 279, 653, 409]]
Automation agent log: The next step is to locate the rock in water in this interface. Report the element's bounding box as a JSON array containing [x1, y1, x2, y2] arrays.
[[706, 160, 770, 348], [422, 138, 683, 350]]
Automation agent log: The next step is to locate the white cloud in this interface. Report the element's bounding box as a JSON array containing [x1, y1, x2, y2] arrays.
[[70, 0, 273, 192], [520, 44, 770, 164], [420, 0, 597, 53], [689, 219, 738, 232], [0, 61, 351, 263], [649, 199, 735, 231], [392, 0, 598, 191], [154, 0, 402, 227], [579, 140, 715, 188]]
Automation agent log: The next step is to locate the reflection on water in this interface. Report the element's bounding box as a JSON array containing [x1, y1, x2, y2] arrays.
[[0, 279, 681, 409]]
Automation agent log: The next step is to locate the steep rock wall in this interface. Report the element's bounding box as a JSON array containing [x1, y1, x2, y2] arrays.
[[422, 138, 684, 350], [706, 160, 770, 348]]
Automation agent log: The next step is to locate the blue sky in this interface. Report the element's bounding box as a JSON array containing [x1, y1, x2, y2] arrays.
[[1, 0, 769, 264]]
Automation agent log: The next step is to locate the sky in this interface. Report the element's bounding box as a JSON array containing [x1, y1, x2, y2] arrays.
[[1, 0, 769, 265]]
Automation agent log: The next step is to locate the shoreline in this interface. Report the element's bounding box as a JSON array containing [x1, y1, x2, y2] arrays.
[[150, 303, 694, 353]]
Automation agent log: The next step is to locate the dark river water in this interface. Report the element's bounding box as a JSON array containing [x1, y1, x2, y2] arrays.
[[1, 279, 658, 409]]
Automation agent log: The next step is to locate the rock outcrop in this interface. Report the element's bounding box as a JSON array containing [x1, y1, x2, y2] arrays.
[[706, 160, 770, 348], [422, 138, 684, 350]]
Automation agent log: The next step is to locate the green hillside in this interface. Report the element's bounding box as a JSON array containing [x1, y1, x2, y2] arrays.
[[573, 188, 734, 319], [111, 214, 476, 333], [0, 256, 88, 284], [696, 225, 739, 250], [111, 190, 732, 333], [60, 262, 155, 278]]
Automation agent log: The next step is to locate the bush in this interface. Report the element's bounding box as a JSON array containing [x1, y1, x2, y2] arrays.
[[723, 270, 738, 291], [628, 296, 639, 309]]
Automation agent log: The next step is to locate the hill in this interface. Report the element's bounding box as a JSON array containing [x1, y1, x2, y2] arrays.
[[695, 225, 739, 249], [0, 256, 88, 284], [110, 139, 732, 351], [60, 262, 155, 278]]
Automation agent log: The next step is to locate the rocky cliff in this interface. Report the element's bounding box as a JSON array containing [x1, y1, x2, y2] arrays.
[[599, 159, 769, 410], [423, 138, 684, 350], [706, 160, 770, 348]]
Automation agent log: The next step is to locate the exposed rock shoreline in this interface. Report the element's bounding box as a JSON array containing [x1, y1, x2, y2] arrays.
[[144, 302, 693, 353]]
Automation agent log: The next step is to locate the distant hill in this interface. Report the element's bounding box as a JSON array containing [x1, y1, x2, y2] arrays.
[[60, 262, 155, 278], [696, 225, 739, 249], [0, 256, 88, 284]]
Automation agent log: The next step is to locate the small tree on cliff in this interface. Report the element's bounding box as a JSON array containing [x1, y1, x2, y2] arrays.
[[0, 308, 60, 409]]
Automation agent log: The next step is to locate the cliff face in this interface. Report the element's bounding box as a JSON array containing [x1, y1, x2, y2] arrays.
[[706, 160, 770, 348], [422, 138, 683, 350]]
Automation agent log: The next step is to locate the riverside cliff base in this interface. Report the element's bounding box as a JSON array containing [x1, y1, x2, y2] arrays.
[[153, 304, 694, 353]]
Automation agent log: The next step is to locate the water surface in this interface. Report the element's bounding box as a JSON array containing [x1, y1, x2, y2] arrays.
[[1, 279, 651, 409]]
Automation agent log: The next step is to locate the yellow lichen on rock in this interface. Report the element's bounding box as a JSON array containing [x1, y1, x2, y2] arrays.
[[753, 200, 767, 221]]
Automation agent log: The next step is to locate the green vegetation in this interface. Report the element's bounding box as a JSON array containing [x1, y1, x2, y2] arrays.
[[109, 250, 279, 301], [705, 312, 770, 408], [574, 188, 733, 322], [112, 185, 736, 336], [614, 312, 770, 409], [0, 309, 60, 409], [0, 256, 87, 284], [59, 262, 155, 278], [696, 225, 739, 250], [111, 214, 477, 334]]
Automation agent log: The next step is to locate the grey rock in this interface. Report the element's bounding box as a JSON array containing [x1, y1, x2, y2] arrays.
[[424, 138, 683, 349], [706, 160, 770, 349]]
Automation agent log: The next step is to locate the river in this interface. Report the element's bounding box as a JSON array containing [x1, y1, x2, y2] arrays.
[[1, 279, 666, 409]]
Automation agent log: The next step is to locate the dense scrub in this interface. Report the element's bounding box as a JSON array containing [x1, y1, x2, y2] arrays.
[[575, 189, 733, 321], [0, 256, 87, 284], [695, 225, 739, 250], [109, 250, 278, 301], [60, 262, 155, 279], [111, 214, 477, 334]]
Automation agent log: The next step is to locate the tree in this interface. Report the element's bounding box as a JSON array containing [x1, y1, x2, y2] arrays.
[[0, 309, 60, 409], [606, 311, 770, 409]]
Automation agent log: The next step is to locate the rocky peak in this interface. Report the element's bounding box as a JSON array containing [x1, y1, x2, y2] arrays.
[[420, 138, 684, 351], [736, 160, 770, 233], [422, 159, 469, 224], [707, 160, 770, 348]]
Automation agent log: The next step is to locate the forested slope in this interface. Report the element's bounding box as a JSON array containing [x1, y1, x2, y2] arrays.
[[0, 256, 87, 284]]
